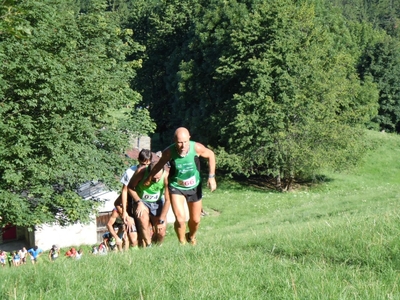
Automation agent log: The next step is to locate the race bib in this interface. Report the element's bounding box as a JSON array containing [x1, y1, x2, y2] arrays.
[[142, 191, 160, 201], [177, 175, 196, 187]]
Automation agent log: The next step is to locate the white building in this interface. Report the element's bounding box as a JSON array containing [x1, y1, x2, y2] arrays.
[[31, 187, 119, 250]]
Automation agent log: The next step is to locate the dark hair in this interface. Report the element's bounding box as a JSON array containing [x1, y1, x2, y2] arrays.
[[138, 149, 152, 163]]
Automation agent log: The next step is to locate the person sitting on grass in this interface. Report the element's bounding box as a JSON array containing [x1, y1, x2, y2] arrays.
[[65, 250, 72, 258], [48, 245, 60, 262], [91, 245, 98, 255], [75, 249, 83, 260], [65, 248, 77, 258], [98, 242, 107, 255]]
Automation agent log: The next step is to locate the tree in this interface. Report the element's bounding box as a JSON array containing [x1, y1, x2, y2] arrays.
[[358, 34, 400, 132], [0, 0, 153, 227], [127, 0, 205, 144], [327, 0, 400, 37], [0, 0, 29, 37], [123, 0, 379, 189], [329, 0, 400, 133], [175, 0, 379, 189]]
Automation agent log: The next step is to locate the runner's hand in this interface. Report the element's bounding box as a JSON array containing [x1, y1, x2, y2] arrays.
[[122, 212, 129, 224], [207, 177, 217, 192], [135, 201, 145, 218], [156, 223, 165, 232]]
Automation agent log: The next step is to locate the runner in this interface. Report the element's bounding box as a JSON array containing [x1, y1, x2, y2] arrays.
[[143, 127, 216, 245], [128, 162, 170, 246]]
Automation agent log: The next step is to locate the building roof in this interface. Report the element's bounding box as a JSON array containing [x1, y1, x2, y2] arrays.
[[76, 181, 107, 199]]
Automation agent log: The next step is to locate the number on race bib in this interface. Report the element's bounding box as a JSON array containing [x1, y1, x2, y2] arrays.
[[177, 176, 196, 187], [142, 191, 160, 201]]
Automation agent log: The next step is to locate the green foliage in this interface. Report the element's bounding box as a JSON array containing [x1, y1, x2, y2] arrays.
[[174, 0, 378, 187], [359, 35, 400, 132], [0, 0, 31, 37], [0, 0, 152, 227], [125, 0, 382, 188], [127, 0, 203, 143], [327, 0, 400, 133], [328, 0, 400, 37]]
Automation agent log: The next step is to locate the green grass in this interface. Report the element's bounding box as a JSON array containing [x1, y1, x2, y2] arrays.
[[2, 130, 400, 299]]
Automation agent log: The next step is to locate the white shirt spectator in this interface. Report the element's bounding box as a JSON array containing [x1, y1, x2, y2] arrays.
[[120, 165, 138, 186]]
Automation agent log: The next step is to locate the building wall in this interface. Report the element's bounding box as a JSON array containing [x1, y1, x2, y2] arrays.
[[34, 221, 97, 250], [130, 135, 151, 150], [32, 190, 120, 250]]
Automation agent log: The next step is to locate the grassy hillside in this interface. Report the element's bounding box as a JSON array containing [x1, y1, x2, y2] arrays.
[[1, 130, 399, 299]]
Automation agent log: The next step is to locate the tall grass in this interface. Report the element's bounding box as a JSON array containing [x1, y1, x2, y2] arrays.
[[1, 130, 400, 299]]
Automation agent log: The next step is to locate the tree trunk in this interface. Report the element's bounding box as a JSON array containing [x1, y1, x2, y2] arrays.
[[276, 173, 283, 192]]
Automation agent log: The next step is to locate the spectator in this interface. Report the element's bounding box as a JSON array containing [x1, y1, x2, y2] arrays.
[[13, 251, 21, 267], [27, 246, 44, 264], [48, 245, 60, 262], [6, 251, 13, 267], [19, 247, 28, 265], [75, 249, 83, 260], [98, 242, 107, 255], [70, 248, 77, 258], [0, 250, 6, 267], [91, 245, 98, 255]]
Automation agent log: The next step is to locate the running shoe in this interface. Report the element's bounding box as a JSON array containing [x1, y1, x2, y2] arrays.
[[185, 233, 197, 245]]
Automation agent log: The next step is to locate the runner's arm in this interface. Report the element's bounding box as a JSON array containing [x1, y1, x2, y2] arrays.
[[158, 169, 171, 225], [143, 148, 172, 186], [195, 142, 217, 191]]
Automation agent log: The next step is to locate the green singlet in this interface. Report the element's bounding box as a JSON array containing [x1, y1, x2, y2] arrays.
[[169, 140, 201, 191], [136, 167, 165, 202]]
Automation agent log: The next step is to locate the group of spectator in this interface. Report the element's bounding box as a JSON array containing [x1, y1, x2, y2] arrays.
[[0, 245, 85, 267], [0, 247, 27, 267], [0, 246, 45, 266]]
